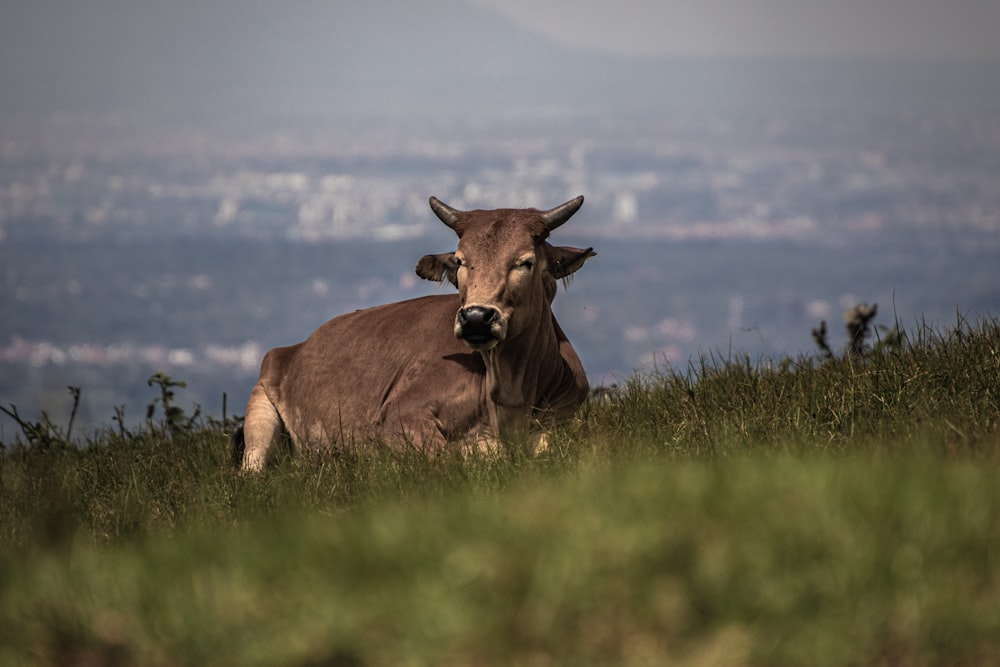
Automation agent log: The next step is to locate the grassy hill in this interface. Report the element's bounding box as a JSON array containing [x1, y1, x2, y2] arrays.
[[1, 316, 998, 666]]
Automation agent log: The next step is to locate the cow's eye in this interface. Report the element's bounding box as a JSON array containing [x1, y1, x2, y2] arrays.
[[454, 256, 465, 268], [519, 258, 534, 271]]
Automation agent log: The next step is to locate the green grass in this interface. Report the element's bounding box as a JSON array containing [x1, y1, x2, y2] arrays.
[[1, 317, 999, 666]]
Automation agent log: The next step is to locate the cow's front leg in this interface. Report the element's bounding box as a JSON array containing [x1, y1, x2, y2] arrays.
[[461, 432, 503, 459]]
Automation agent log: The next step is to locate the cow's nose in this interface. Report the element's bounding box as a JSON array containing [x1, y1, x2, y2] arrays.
[[458, 306, 499, 340], [459, 306, 498, 328]]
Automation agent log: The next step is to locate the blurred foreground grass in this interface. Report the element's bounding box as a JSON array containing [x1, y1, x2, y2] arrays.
[[1, 316, 998, 665]]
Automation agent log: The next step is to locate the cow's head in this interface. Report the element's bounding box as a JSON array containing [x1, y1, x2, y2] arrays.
[[416, 196, 595, 351]]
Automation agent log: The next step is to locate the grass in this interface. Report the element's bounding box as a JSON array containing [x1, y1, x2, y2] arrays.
[[1, 316, 999, 665]]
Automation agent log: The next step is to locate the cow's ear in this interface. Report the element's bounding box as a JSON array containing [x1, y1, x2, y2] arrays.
[[545, 244, 596, 280], [416, 253, 459, 287]]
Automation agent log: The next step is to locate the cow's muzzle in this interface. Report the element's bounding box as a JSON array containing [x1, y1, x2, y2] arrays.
[[456, 305, 503, 349]]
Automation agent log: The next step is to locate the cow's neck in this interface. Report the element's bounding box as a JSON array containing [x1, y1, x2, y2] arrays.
[[480, 305, 562, 436]]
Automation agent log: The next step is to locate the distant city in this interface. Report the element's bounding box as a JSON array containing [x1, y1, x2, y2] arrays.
[[4, 109, 999, 245]]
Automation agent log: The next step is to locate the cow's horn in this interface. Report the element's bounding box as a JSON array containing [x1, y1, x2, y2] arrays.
[[541, 196, 584, 231], [429, 196, 461, 229]]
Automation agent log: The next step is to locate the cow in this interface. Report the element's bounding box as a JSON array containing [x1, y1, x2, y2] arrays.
[[234, 195, 596, 471]]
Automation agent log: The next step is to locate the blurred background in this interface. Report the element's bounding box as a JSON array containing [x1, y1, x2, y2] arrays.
[[2, 0, 999, 432]]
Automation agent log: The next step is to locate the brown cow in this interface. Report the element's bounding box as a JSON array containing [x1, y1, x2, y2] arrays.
[[234, 196, 595, 470]]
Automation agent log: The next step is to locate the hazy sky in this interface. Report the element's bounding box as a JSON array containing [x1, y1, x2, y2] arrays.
[[1, 0, 997, 123], [473, 0, 1000, 60]]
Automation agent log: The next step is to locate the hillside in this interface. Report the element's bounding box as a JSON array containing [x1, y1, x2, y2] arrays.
[[1, 316, 998, 665]]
